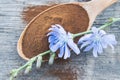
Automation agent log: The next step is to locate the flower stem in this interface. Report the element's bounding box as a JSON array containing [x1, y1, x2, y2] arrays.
[[99, 18, 120, 30], [38, 50, 51, 56], [10, 50, 51, 80], [73, 18, 120, 38], [73, 30, 91, 38]]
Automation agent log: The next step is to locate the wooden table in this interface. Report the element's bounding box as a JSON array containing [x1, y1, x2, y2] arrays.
[[0, 0, 120, 80]]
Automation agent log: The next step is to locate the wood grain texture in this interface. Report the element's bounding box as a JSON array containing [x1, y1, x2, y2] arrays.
[[0, 0, 120, 80]]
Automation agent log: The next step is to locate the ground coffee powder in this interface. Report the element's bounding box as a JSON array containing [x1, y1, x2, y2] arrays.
[[21, 4, 89, 60], [22, 5, 55, 23]]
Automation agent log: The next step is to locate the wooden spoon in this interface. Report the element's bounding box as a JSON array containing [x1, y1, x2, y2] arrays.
[[18, 0, 118, 60]]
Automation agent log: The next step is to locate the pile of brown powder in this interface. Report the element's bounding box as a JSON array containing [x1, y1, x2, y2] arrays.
[[21, 4, 89, 60], [22, 5, 55, 23]]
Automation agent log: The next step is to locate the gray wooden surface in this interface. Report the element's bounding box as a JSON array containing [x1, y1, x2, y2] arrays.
[[0, 0, 120, 80]]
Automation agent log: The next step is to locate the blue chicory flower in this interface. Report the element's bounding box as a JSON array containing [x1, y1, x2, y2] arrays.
[[78, 27, 117, 57], [47, 24, 80, 59]]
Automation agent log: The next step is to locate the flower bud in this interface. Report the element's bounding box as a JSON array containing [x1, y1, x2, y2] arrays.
[[24, 64, 32, 74], [48, 53, 55, 65], [10, 69, 18, 77], [36, 56, 42, 69]]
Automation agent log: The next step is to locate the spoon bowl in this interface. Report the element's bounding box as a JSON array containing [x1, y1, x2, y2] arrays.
[[18, 0, 117, 60]]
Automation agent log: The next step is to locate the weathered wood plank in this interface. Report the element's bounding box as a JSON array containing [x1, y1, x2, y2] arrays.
[[0, 0, 120, 80]]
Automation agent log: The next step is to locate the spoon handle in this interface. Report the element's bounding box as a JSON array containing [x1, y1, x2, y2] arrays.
[[92, 0, 117, 15], [83, 0, 118, 17], [79, 0, 118, 30]]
